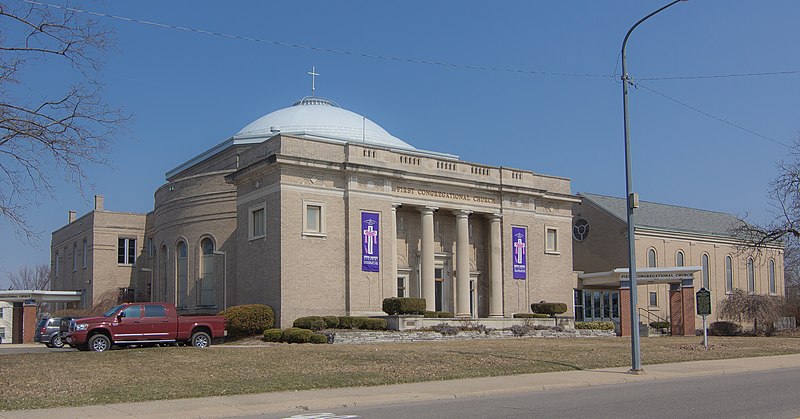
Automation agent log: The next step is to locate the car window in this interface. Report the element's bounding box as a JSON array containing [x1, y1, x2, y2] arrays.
[[103, 305, 125, 317], [121, 305, 142, 318], [51, 318, 62, 327], [36, 319, 49, 329], [143, 305, 167, 318]]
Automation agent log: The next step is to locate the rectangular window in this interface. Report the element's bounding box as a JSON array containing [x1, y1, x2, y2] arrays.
[[307, 205, 320, 232], [118, 238, 136, 265], [54, 252, 60, 278], [0, 308, 4, 319], [82, 239, 88, 269], [302, 201, 325, 235], [249, 205, 266, 239], [574, 290, 584, 321], [649, 291, 658, 307], [397, 276, 406, 298], [0, 327, 5, 339], [144, 304, 167, 318], [72, 243, 78, 272], [545, 227, 558, 253], [147, 238, 154, 258]]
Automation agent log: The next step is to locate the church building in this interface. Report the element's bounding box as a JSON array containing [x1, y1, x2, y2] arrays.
[[51, 96, 578, 327]]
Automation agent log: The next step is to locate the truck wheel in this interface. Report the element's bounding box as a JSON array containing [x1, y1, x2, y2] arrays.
[[88, 334, 111, 352], [51, 335, 64, 348], [190, 331, 211, 348]]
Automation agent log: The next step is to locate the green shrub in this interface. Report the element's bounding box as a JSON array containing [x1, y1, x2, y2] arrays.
[[282, 327, 314, 343], [423, 311, 438, 318], [322, 316, 340, 328], [574, 321, 614, 330], [218, 304, 275, 338], [337, 316, 370, 329], [437, 311, 454, 318], [360, 318, 388, 330], [709, 321, 742, 336], [309, 333, 328, 344], [513, 313, 550, 318], [649, 321, 670, 329], [530, 302, 568, 316], [382, 298, 426, 315], [262, 328, 283, 342], [293, 316, 327, 331]]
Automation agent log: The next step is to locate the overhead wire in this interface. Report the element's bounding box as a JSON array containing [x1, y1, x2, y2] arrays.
[[21, 0, 797, 149], [22, 0, 614, 80], [634, 81, 792, 149]]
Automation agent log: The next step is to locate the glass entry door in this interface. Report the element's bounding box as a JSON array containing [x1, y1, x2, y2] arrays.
[[580, 290, 620, 322]]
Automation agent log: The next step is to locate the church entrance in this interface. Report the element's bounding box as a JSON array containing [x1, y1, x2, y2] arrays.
[[433, 257, 452, 313]]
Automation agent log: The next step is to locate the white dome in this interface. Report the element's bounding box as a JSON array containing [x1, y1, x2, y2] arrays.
[[235, 97, 414, 150]]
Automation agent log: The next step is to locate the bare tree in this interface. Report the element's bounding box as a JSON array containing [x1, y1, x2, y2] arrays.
[[7, 263, 50, 290], [0, 1, 126, 241], [717, 289, 781, 334]]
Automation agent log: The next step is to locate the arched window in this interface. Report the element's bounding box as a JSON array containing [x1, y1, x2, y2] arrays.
[[769, 259, 776, 294], [176, 241, 188, 308], [199, 237, 216, 306], [647, 248, 657, 268], [701, 253, 710, 289], [675, 251, 685, 267], [157, 245, 168, 302], [747, 258, 755, 293], [725, 255, 733, 293]]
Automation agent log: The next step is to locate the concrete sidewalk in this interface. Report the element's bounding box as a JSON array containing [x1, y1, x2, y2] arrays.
[[3, 353, 800, 418]]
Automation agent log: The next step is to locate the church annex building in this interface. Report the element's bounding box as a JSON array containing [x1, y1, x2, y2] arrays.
[[50, 96, 785, 331]]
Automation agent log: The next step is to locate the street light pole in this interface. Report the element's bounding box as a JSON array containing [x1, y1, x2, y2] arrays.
[[621, 0, 686, 373]]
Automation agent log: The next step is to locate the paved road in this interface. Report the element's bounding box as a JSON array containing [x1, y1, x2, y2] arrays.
[[0, 344, 73, 355], [258, 367, 800, 419]]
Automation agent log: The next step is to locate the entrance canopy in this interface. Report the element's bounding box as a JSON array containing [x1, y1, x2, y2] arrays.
[[0, 290, 81, 303], [578, 266, 701, 289]]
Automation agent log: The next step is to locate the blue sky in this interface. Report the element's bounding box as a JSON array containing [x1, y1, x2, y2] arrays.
[[2, 0, 799, 288]]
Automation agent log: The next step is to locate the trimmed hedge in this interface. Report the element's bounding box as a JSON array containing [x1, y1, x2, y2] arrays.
[[282, 328, 314, 343], [423, 311, 454, 318], [649, 321, 670, 329], [338, 316, 368, 329], [530, 302, 568, 316], [382, 297, 426, 315], [218, 304, 275, 338], [322, 316, 340, 329], [293, 316, 327, 331], [513, 313, 550, 319], [575, 321, 615, 330], [262, 328, 283, 342], [361, 318, 388, 330], [309, 333, 328, 344], [709, 321, 742, 336]]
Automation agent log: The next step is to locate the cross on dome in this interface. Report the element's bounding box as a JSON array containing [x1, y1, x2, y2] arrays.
[[307, 66, 319, 96]]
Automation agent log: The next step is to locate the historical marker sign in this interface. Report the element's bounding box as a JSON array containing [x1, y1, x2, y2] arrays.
[[696, 288, 711, 316]]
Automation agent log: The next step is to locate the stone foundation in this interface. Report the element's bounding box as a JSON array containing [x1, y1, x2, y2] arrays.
[[331, 328, 614, 344]]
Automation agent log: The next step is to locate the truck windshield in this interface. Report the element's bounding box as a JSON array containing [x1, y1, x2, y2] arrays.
[[102, 305, 125, 317]]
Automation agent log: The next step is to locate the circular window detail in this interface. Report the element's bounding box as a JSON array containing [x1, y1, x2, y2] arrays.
[[573, 219, 590, 241]]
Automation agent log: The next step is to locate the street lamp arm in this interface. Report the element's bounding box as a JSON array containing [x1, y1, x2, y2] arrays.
[[621, 0, 686, 78]]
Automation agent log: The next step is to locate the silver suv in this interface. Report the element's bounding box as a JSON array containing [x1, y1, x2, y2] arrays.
[[33, 317, 69, 348]]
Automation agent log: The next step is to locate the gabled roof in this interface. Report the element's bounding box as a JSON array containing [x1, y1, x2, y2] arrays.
[[579, 192, 744, 239]]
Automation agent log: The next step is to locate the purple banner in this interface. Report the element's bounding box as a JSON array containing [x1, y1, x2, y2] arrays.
[[361, 212, 380, 272], [512, 227, 527, 279]]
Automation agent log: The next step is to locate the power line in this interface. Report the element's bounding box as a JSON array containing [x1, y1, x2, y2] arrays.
[[22, 0, 614, 80], [639, 70, 800, 81], [635, 82, 792, 149]]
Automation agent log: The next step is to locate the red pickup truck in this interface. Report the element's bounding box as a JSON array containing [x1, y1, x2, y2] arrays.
[[65, 302, 226, 352]]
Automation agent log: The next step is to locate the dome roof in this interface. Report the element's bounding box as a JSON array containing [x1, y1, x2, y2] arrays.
[[234, 97, 414, 150]]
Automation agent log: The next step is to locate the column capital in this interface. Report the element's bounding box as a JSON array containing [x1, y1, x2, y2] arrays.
[[485, 213, 502, 222], [418, 206, 437, 215], [452, 209, 472, 218], [391, 203, 403, 210]]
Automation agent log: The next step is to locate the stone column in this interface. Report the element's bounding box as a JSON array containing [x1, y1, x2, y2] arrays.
[[680, 281, 696, 336], [420, 207, 437, 311], [488, 214, 504, 317], [390, 204, 401, 298], [454, 210, 472, 318]]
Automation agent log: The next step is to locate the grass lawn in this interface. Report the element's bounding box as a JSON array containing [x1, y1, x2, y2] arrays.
[[1, 335, 799, 411]]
